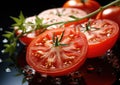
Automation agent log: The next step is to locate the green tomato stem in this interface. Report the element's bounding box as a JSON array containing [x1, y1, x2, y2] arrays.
[[44, 0, 120, 28]]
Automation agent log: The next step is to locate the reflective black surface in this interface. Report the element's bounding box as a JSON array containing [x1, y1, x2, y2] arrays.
[[0, 1, 65, 85], [0, 0, 119, 85]]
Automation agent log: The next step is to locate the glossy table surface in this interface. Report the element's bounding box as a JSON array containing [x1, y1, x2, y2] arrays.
[[0, 0, 119, 85]]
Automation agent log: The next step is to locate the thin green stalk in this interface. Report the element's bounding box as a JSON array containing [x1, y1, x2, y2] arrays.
[[44, 0, 120, 28]]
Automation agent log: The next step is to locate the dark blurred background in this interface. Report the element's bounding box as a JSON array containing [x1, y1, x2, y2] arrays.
[[0, 0, 114, 28], [0, 0, 66, 28]]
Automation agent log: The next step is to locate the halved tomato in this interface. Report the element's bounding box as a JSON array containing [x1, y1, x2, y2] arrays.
[[72, 19, 119, 58], [15, 8, 87, 45], [26, 27, 88, 76]]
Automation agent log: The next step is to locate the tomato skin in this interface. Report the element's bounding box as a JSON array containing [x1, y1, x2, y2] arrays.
[[15, 28, 43, 45], [96, 6, 120, 27], [71, 19, 119, 58], [87, 32, 118, 58], [19, 36, 33, 45], [63, 0, 101, 14], [87, 19, 119, 58], [15, 8, 87, 45], [96, 6, 120, 39], [26, 27, 88, 76]]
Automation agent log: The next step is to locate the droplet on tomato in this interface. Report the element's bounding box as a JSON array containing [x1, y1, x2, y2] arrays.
[[87, 65, 95, 73]]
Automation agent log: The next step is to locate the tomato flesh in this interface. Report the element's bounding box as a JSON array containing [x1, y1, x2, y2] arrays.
[[96, 6, 120, 39], [15, 8, 87, 45], [26, 27, 88, 76], [73, 19, 119, 58]]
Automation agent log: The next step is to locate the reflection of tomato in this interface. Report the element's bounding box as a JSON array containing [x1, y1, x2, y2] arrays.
[[26, 27, 88, 76], [63, 0, 101, 14], [16, 8, 87, 45], [73, 19, 119, 58], [80, 58, 116, 85]]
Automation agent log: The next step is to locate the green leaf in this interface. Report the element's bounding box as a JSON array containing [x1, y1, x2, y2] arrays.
[[22, 77, 27, 84], [4, 42, 16, 56], [85, 21, 91, 31], [14, 73, 22, 77], [35, 16, 44, 29], [4, 57, 14, 63], [52, 31, 68, 47], [10, 11, 25, 30], [2, 31, 14, 39], [19, 11, 25, 21]]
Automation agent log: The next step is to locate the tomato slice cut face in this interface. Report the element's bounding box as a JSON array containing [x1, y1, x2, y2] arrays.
[[74, 19, 119, 58], [26, 27, 88, 76], [15, 8, 87, 45]]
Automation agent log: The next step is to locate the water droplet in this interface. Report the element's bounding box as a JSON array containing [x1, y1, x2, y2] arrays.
[[0, 58, 2, 63], [5, 68, 11, 72], [0, 27, 3, 31], [41, 74, 47, 78], [17, 43, 20, 47], [1, 49, 5, 53], [87, 65, 95, 73], [2, 38, 8, 43]]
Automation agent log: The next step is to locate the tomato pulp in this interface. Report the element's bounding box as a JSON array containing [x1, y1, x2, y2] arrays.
[[96, 6, 120, 39], [26, 27, 88, 76], [72, 19, 119, 58], [15, 8, 87, 45]]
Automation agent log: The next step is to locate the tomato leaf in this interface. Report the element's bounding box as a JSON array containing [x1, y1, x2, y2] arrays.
[[53, 30, 68, 47], [2, 31, 15, 40], [22, 77, 27, 84], [10, 11, 25, 28]]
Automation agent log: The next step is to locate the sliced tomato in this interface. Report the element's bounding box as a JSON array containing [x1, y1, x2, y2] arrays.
[[72, 19, 119, 58], [38, 8, 87, 29], [26, 27, 88, 76], [15, 8, 87, 45]]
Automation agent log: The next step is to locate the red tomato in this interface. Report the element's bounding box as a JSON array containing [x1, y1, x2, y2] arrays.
[[26, 27, 88, 76], [16, 8, 87, 45], [96, 6, 120, 39], [96, 6, 120, 27], [15, 16, 43, 45], [16, 29, 42, 45], [72, 19, 119, 58], [80, 58, 116, 85], [63, 0, 101, 14]]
